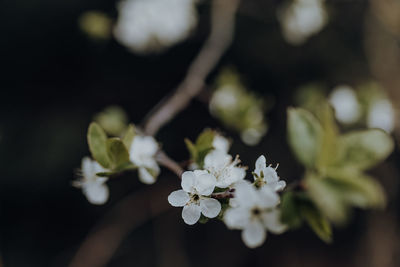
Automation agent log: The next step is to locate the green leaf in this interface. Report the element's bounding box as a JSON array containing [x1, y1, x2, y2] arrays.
[[287, 108, 323, 168], [106, 138, 130, 169], [316, 103, 339, 172], [280, 192, 303, 229], [196, 129, 216, 152], [184, 138, 198, 162], [94, 106, 128, 136], [87, 122, 111, 168], [305, 173, 348, 225], [300, 203, 332, 243], [336, 129, 394, 171], [327, 168, 386, 209], [122, 124, 136, 149]]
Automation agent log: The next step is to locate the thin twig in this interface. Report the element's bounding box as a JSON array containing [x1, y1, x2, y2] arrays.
[[143, 0, 241, 136], [156, 150, 184, 177], [211, 188, 235, 199]]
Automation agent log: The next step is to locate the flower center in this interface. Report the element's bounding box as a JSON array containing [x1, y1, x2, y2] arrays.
[[252, 207, 262, 216]]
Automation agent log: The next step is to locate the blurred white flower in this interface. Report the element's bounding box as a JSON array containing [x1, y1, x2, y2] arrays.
[[278, 0, 328, 45], [209, 85, 239, 112], [367, 99, 395, 133], [129, 135, 160, 184], [74, 157, 109, 205], [224, 181, 286, 248], [253, 155, 286, 192], [204, 150, 246, 188], [240, 127, 267, 146], [329, 85, 362, 124], [213, 134, 230, 153], [168, 170, 221, 225], [114, 0, 198, 54]]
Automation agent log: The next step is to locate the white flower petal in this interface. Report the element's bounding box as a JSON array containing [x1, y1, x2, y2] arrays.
[[262, 209, 287, 234], [193, 170, 209, 177], [234, 181, 259, 207], [263, 166, 279, 183], [241, 220, 266, 248], [204, 150, 231, 170], [223, 207, 250, 229], [195, 173, 216, 196], [81, 157, 94, 179], [83, 183, 109, 205], [138, 167, 156, 184], [200, 198, 221, 218], [181, 171, 196, 193], [258, 186, 280, 209], [213, 135, 230, 152], [168, 190, 190, 207], [255, 155, 266, 174], [182, 203, 201, 225], [267, 180, 286, 192]]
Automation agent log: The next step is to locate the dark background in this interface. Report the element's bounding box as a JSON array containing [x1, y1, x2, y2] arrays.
[[1, 0, 399, 266]]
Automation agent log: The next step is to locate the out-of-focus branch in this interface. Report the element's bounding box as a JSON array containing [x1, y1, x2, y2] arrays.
[[143, 0, 241, 136], [69, 179, 176, 267]]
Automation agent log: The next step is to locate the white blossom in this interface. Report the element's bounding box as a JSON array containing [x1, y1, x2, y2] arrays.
[[204, 150, 246, 188], [129, 135, 160, 184], [367, 99, 395, 133], [329, 85, 361, 124], [168, 170, 221, 225], [253, 155, 286, 192], [278, 0, 328, 45], [213, 134, 230, 153], [74, 157, 109, 205], [114, 0, 198, 54], [224, 181, 286, 248]]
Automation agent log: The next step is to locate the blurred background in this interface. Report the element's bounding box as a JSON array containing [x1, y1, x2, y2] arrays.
[[1, 0, 400, 266]]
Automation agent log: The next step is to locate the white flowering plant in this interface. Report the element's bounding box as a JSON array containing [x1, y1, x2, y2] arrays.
[[71, 0, 395, 254]]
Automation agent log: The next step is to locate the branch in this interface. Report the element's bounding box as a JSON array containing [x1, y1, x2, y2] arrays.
[[156, 150, 184, 177], [142, 0, 241, 136], [70, 1, 241, 266], [69, 179, 176, 267]]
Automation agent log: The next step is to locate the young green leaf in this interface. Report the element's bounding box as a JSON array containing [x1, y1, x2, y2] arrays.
[[107, 138, 130, 169], [184, 138, 198, 162], [88, 122, 111, 168], [326, 168, 386, 209], [305, 174, 348, 225], [280, 192, 303, 229], [300, 203, 332, 243], [287, 108, 323, 168], [94, 105, 128, 136], [316, 103, 339, 172], [122, 124, 136, 149], [196, 129, 216, 152], [336, 129, 394, 171]]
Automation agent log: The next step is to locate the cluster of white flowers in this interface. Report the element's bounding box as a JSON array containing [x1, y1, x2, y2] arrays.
[[76, 134, 160, 205], [73, 157, 109, 205], [329, 84, 395, 133], [114, 0, 198, 54], [169, 134, 287, 248], [278, 0, 328, 45]]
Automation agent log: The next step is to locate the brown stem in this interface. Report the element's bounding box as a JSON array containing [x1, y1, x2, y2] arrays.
[[142, 0, 241, 136], [211, 188, 235, 199], [156, 150, 184, 177], [68, 179, 176, 267]]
